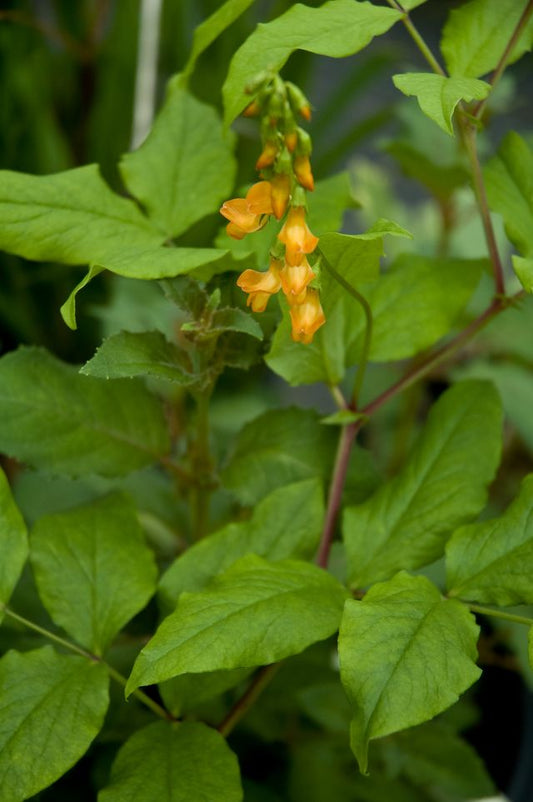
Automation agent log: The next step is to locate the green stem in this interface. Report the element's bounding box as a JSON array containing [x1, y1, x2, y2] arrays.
[[385, 0, 446, 76], [1, 606, 174, 721], [330, 384, 348, 410], [218, 663, 280, 737], [320, 252, 373, 406], [468, 604, 533, 627], [189, 391, 213, 540]]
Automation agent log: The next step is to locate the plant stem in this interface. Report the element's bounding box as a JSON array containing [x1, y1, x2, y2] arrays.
[[218, 664, 280, 737], [459, 120, 506, 295], [1, 605, 174, 721], [468, 604, 533, 627], [330, 384, 348, 409], [473, 0, 533, 119], [190, 391, 213, 540], [385, 0, 446, 76]]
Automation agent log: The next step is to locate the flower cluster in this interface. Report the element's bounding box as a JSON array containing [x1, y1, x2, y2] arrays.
[[219, 76, 325, 344]]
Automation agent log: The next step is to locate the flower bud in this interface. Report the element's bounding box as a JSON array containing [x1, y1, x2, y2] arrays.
[[256, 140, 278, 170], [270, 173, 291, 219], [294, 155, 314, 191], [243, 99, 260, 117]]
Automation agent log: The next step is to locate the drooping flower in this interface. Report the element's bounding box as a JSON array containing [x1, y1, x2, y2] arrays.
[[289, 289, 325, 343], [236, 258, 282, 312], [245, 181, 274, 215], [270, 173, 291, 219], [294, 155, 314, 192], [278, 206, 319, 266], [279, 257, 315, 302], [220, 181, 273, 239], [256, 140, 278, 170]]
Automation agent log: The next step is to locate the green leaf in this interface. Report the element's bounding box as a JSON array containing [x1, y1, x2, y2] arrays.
[[183, 0, 256, 78], [392, 73, 490, 135], [30, 493, 157, 654], [386, 141, 469, 199], [484, 131, 533, 258], [307, 172, 358, 235], [0, 467, 28, 620], [513, 255, 533, 292], [126, 555, 347, 694], [339, 572, 481, 773], [221, 407, 378, 505], [321, 410, 367, 426], [223, 0, 402, 124], [0, 347, 170, 477], [159, 479, 325, 609], [441, 0, 533, 78], [447, 474, 533, 605], [0, 164, 161, 265], [0, 646, 109, 802], [98, 720, 242, 801], [267, 254, 485, 386], [60, 264, 104, 330], [80, 330, 195, 383], [120, 85, 235, 239], [343, 381, 502, 587]]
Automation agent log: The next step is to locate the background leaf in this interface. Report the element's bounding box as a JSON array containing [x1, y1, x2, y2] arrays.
[[0, 347, 170, 477], [343, 381, 502, 587], [98, 720, 242, 801], [30, 493, 157, 654], [183, 0, 256, 79], [127, 555, 347, 694], [0, 467, 28, 621], [339, 573, 481, 773], [447, 474, 533, 605], [0, 647, 109, 802], [223, 0, 401, 123]]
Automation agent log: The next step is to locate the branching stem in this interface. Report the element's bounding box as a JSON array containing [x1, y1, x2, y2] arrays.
[[385, 0, 446, 76], [218, 664, 280, 738]]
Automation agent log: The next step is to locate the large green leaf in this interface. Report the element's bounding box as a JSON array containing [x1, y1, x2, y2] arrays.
[[484, 131, 533, 258], [184, 0, 256, 78], [0, 164, 162, 264], [99, 721, 242, 801], [267, 253, 485, 386], [343, 381, 502, 587], [223, 0, 401, 123], [339, 572, 481, 773], [0, 347, 170, 477], [159, 479, 324, 609], [0, 647, 109, 802], [441, 0, 533, 78], [447, 474, 533, 605], [120, 84, 235, 239], [221, 406, 378, 505], [392, 73, 490, 135], [0, 467, 28, 621], [31, 493, 157, 655], [80, 330, 195, 384], [126, 555, 347, 694]]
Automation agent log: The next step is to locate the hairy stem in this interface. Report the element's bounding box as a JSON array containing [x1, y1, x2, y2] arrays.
[[1, 605, 174, 721], [385, 0, 446, 76], [218, 664, 281, 737], [468, 604, 533, 627]]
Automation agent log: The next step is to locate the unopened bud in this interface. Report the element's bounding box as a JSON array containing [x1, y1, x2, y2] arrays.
[[294, 155, 314, 192], [286, 82, 312, 120], [243, 99, 260, 117]]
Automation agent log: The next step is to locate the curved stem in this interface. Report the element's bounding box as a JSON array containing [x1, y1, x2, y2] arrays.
[[1, 605, 174, 721], [385, 0, 446, 76], [218, 664, 280, 737], [468, 604, 533, 627]]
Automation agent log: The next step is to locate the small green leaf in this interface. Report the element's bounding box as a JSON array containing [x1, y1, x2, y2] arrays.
[[0, 347, 170, 477], [127, 555, 347, 694], [321, 410, 367, 426], [120, 85, 235, 239], [31, 493, 157, 654], [159, 479, 324, 609], [447, 474, 533, 604], [485, 131, 533, 258], [319, 232, 383, 282], [183, 0, 256, 78], [343, 381, 502, 587], [307, 172, 359, 235], [0, 467, 28, 620], [441, 0, 533, 78], [392, 73, 490, 135], [339, 573, 481, 773], [60, 264, 103, 330], [0, 647, 109, 802], [513, 256, 533, 292], [0, 164, 161, 265], [98, 721, 242, 802], [223, 0, 401, 123], [80, 330, 195, 383], [210, 307, 264, 339]]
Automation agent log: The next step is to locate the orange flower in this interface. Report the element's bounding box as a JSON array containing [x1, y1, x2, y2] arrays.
[[280, 257, 315, 302], [256, 140, 278, 170], [278, 206, 319, 266], [270, 174, 291, 219], [294, 155, 314, 191], [289, 289, 325, 343], [220, 181, 273, 239], [237, 259, 282, 312]]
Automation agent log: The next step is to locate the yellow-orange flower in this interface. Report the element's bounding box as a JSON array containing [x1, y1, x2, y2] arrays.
[[220, 181, 273, 239], [270, 174, 291, 219], [236, 259, 282, 312], [285, 131, 298, 153], [289, 289, 325, 343], [280, 257, 315, 302], [256, 140, 278, 170], [278, 206, 319, 266], [294, 155, 314, 191]]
